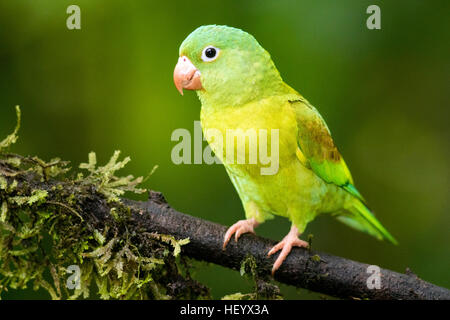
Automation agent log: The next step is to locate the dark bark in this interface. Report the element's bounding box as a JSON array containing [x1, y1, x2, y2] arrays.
[[123, 191, 450, 300]]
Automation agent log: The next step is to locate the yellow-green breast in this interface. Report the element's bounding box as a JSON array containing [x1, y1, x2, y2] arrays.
[[200, 95, 349, 230]]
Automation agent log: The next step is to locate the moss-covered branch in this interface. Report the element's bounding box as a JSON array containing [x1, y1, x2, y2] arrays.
[[0, 107, 449, 300], [0, 148, 212, 300], [0, 106, 280, 300]]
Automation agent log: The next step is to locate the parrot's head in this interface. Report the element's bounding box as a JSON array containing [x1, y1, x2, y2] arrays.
[[174, 25, 286, 107]]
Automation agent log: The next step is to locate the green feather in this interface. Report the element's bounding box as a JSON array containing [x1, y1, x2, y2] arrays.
[[337, 200, 398, 245], [343, 183, 365, 203]]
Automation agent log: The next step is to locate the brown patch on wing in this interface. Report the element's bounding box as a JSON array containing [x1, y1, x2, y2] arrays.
[[302, 115, 341, 163]]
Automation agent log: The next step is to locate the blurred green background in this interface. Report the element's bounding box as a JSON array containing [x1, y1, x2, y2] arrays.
[[0, 0, 448, 299]]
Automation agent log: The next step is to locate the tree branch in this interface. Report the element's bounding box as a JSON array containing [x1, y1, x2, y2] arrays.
[[125, 191, 450, 300], [1, 157, 448, 300]]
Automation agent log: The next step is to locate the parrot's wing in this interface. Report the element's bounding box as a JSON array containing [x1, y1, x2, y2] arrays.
[[288, 98, 364, 202], [287, 97, 397, 244]]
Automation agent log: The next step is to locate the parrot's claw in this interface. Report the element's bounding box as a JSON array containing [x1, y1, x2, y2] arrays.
[[268, 226, 309, 275], [223, 218, 259, 250]]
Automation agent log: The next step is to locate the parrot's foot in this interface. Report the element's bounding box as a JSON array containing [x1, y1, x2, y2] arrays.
[[223, 218, 259, 250], [267, 225, 309, 275]]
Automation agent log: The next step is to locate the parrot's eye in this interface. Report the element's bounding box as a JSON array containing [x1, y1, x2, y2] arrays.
[[201, 46, 220, 62]]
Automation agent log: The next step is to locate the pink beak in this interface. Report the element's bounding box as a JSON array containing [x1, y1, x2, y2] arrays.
[[173, 56, 202, 95]]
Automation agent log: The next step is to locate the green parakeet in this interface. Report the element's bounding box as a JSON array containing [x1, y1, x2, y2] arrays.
[[173, 25, 397, 274]]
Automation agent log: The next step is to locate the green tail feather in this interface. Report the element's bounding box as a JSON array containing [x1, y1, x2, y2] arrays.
[[337, 199, 398, 245], [343, 183, 365, 203]]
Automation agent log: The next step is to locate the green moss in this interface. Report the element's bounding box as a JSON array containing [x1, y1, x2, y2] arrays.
[[221, 292, 251, 300], [79, 151, 149, 203], [223, 254, 283, 300], [0, 107, 210, 300], [10, 189, 48, 206], [0, 106, 20, 153]]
